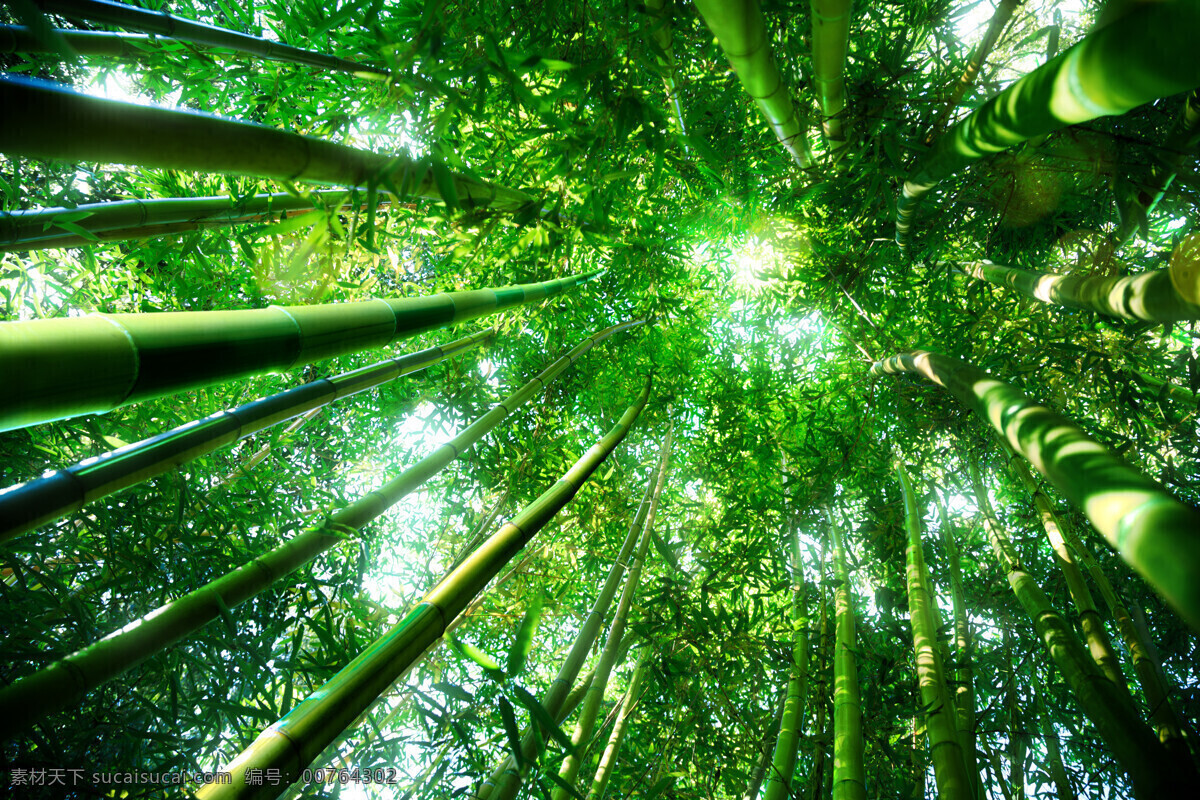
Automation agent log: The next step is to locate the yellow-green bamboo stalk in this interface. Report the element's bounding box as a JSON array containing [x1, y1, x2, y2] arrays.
[[1000, 447, 1137, 711], [763, 523, 810, 800], [194, 378, 652, 800], [31, 0, 388, 75], [552, 424, 673, 799], [743, 687, 788, 800], [929, 482, 980, 797], [0, 322, 643, 737], [0, 329, 493, 542], [923, 0, 1021, 145], [692, 0, 811, 167], [810, 0, 853, 151], [0, 190, 374, 252], [958, 260, 1200, 322], [0, 270, 596, 432], [644, 0, 689, 141], [831, 520, 866, 800], [1038, 692, 1075, 800], [0, 76, 531, 208], [871, 350, 1200, 632], [898, 464, 972, 800], [585, 647, 652, 800], [967, 457, 1189, 798], [895, 1, 1200, 248]]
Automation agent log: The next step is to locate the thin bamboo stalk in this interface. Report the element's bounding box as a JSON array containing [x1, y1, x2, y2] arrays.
[[1038, 692, 1075, 800], [0, 322, 643, 737], [553, 424, 673, 799], [0, 329, 492, 542], [898, 464, 971, 800], [692, 0, 811, 167], [0, 76, 532, 208], [895, 1, 1200, 248], [957, 260, 1200, 322], [764, 523, 810, 800], [742, 686, 788, 800], [644, 0, 689, 142], [967, 457, 1189, 798], [0, 24, 156, 56], [831, 520, 866, 800], [32, 0, 388, 75], [585, 647, 652, 800], [194, 377, 652, 800], [0, 270, 597, 432], [0, 190, 376, 252], [810, 0, 853, 151], [1005, 632, 1027, 800], [923, 0, 1021, 145], [806, 588, 832, 800], [871, 350, 1200, 633]]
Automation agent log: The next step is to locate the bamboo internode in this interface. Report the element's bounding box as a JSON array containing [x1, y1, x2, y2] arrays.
[[830, 521, 866, 800], [810, 0, 853, 152], [0, 271, 599, 431]]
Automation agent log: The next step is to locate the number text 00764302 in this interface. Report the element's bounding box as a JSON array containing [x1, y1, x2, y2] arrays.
[[302, 768, 400, 785]]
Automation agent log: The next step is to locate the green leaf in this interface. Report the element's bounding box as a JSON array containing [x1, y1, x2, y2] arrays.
[[506, 592, 543, 677], [448, 634, 504, 676], [511, 685, 575, 755], [497, 696, 524, 769]]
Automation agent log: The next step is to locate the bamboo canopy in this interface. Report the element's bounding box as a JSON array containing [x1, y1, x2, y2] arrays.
[[0, 270, 598, 431], [0, 76, 532, 208], [194, 377, 653, 800], [810, 0, 853, 152], [0, 329, 494, 542], [896, 0, 1200, 248], [32, 0, 389, 74], [0, 320, 642, 736], [872, 350, 1200, 633], [957, 260, 1200, 322], [693, 0, 811, 168]]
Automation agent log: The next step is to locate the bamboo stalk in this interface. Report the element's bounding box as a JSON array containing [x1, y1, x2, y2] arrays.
[[0, 190, 377, 253], [763, 523, 810, 800], [1005, 631, 1027, 800], [898, 464, 971, 800], [871, 350, 1200, 633], [193, 377, 651, 800], [831, 519, 866, 800], [810, 0, 853, 152], [0, 321, 643, 737], [806, 589, 832, 800], [692, 0, 812, 168], [644, 0, 689, 142], [0, 329, 493, 542], [1038, 692, 1075, 800], [957, 260, 1200, 323], [742, 686, 788, 800], [585, 647, 652, 800], [32, 0, 388, 75], [967, 457, 1187, 798], [0, 76, 532, 209], [0, 270, 598, 432], [553, 423, 674, 798], [895, 1, 1200, 248]]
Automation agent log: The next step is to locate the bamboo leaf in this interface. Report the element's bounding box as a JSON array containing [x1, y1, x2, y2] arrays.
[[506, 592, 543, 678]]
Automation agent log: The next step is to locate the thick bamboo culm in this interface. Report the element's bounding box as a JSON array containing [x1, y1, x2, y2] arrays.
[[898, 465, 971, 800], [809, 0, 852, 151], [895, 1, 1200, 248], [195, 378, 653, 800], [692, 0, 811, 168], [0, 321, 643, 737], [830, 521, 866, 800], [0, 190, 376, 252], [967, 458, 1188, 798], [0, 270, 598, 432], [958, 260, 1200, 322], [0, 329, 493, 542], [871, 350, 1200, 633], [31, 0, 388, 74], [0, 77, 533, 209]]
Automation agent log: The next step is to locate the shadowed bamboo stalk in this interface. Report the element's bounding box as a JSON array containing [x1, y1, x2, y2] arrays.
[[1005, 631, 1027, 800], [32, 0, 388, 75], [487, 424, 671, 800], [1038, 692, 1075, 800], [0, 190, 385, 252], [645, 0, 688, 142], [810, 0, 853, 152], [193, 378, 652, 800], [553, 424, 673, 799], [0, 329, 493, 542], [895, 1, 1200, 248], [806, 588, 832, 800], [0, 24, 156, 56], [586, 647, 652, 800], [929, 482, 980, 797], [764, 523, 810, 800], [742, 687, 788, 800], [967, 457, 1190, 798], [871, 350, 1200, 632], [0, 270, 597, 432], [831, 519, 866, 800], [0, 76, 532, 209], [692, 0, 811, 167], [957, 260, 1200, 322], [898, 464, 971, 800], [0, 321, 642, 737], [923, 0, 1021, 145]]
